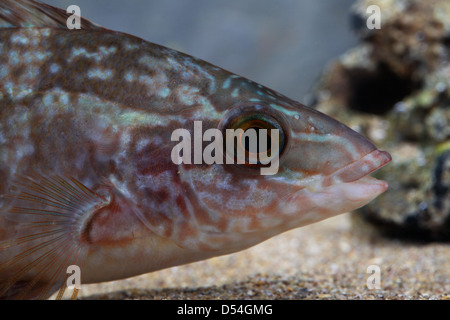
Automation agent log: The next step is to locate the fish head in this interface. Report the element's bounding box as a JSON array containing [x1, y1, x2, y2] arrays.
[[128, 67, 392, 255]]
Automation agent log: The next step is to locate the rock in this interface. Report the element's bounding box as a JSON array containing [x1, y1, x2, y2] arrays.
[[312, 0, 450, 240]]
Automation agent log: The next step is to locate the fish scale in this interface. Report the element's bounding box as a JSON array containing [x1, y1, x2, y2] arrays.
[[0, 0, 391, 299]]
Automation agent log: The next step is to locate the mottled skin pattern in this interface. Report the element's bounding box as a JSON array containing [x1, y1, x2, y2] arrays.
[[0, 0, 391, 299]]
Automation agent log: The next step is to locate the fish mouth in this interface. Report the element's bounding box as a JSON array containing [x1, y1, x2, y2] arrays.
[[296, 149, 392, 218], [302, 148, 391, 191], [326, 149, 392, 186], [313, 148, 392, 203]]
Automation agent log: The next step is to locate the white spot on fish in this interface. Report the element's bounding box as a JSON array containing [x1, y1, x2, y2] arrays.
[[43, 93, 53, 106], [19, 52, 50, 70], [167, 57, 182, 71], [10, 33, 29, 45], [271, 104, 300, 117], [231, 88, 240, 98], [135, 138, 151, 153], [59, 93, 69, 105], [222, 77, 232, 89], [15, 87, 33, 100], [41, 29, 51, 37], [88, 68, 113, 80], [4, 82, 13, 95], [70, 47, 87, 60], [193, 96, 222, 119], [182, 56, 216, 93], [138, 55, 154, 69], [158, 87, 171, 98], [137, 73, 169, 93], [177, 85, 200, 106], [37, 89, 73, 116], [0, 67, 8, 79], [49, 63, 60, 73], [124, 41, 140, 51], [8, 50, 20, 65], [99, 46, 117, 55], [124, 71, 136, 82], [34, 51, 50, 61], [138, 75, 154, 87], [23, 144, 34, 156], [69, 47, 107, 63]]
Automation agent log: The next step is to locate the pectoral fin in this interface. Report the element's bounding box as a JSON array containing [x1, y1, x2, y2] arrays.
[[0, 174, 110, 299]]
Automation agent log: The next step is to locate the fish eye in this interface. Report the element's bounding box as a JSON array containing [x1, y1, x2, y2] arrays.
[[218, 104, 288, 168]]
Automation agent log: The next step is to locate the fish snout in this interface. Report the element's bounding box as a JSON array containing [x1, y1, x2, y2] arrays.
[[323, 148, 392, 187]]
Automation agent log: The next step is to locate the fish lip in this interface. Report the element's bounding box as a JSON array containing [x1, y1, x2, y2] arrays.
[[324, 149, 392, 187], [288, 150, 391, 222]]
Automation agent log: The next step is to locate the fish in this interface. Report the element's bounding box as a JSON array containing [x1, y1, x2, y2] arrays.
[[0, 0, 391, 299]]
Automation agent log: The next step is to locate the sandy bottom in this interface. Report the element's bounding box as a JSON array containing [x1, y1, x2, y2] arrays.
[[70, 214, 450, 300]]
